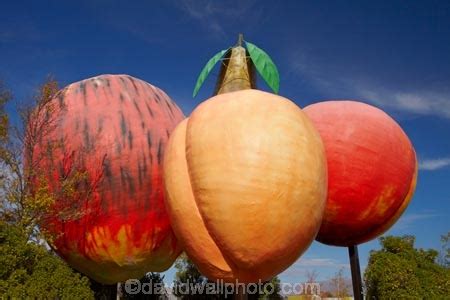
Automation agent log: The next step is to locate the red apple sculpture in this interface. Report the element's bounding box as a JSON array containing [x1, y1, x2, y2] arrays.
[[28, 74, 184, 283], [304, 101, 417, 246]]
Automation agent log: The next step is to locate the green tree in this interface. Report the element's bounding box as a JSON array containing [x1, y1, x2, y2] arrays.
[[1, 78, 64, 240], [0, 81, 10, 144], [364, 235, 450, 298], [173, 254, 217, 299], [438, 231, 450, 268], [0, 221, 94, 298], [0, 81, 12, 218], [259, 276, 283, 300], [120, 273, 166, 299], [0, 79, 95, 298], [173, 254, 282, 299]]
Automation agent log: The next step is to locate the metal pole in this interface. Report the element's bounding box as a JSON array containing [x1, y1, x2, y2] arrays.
[[348, 245, 363, 300], [235, 284, 248, 300], [90, 279, 117, 300]]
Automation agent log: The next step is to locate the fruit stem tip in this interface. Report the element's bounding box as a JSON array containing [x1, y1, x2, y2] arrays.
[[237, 33, 244, 47]]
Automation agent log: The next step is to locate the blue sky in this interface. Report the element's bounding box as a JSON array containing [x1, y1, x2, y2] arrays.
[[1, 0, 449, 285]]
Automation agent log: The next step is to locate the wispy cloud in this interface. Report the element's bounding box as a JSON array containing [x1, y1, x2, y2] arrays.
[[290, 51, 450, 119], [120, 23, 164, 45], [283, 258, 349, 277], [173, 0, 261, 38], [419, 157, 450, 171], [295, 258, 349, 268], [357, 87, 450, 119], [394, 212, 440, 231], [0, 20, 40, 43]]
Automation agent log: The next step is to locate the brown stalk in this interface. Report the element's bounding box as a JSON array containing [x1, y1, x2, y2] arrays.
[[214, 33, 256, 95]]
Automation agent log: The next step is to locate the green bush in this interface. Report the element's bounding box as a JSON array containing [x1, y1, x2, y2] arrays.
[[365, 235, 450, 299], [0, 222, 94, 299]]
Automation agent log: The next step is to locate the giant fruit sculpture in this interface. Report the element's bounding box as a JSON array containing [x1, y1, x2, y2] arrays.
[[164, 36, 327, 282], [304, 101, 417, 246], [29, 74, 184, 283]]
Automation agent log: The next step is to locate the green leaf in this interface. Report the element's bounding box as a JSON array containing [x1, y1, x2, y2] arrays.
[[245, 41, 280, 94], [193, 48, 230, 97]]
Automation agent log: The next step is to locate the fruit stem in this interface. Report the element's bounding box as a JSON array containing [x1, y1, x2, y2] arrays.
[[237, 33, 243, 47], [214, 34, 255, 95]]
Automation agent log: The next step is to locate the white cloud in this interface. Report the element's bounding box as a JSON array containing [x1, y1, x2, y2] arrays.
[[394, 212, 440, 231], [0, 20, 40, 43], [283, 258, 349, 277], [280, 257, 349, 283], [419, 157, 450, 171], [295, 258, 349, 268], [173, 0, 260, 38], [358, 88, 450, 119], [289, 51, 450, 119]]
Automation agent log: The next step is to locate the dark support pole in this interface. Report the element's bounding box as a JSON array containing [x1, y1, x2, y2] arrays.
[[348, 245, 363, 300], [90, 279, 117, 300], [235, 284, 248, 300]]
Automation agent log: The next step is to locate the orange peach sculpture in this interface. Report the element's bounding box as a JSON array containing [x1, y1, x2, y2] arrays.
[[163, 36, 328, 282], [304, 101, 417, 246]]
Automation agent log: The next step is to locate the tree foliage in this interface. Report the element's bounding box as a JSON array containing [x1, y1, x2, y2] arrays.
[[173, 254, 223, 299], [364, 235, 450, 298], [438, 231, 450, 268], [173, 254, 282, 299], [328, 267, 350, 298], [120, 272, 166, 299], [0, 221, 94, 298], [0, 81, 10, 143], [259, 276, 283, 300], [0, 79, 95, 297], [1, 78, 60, 240], [1, 77, 99, 241]]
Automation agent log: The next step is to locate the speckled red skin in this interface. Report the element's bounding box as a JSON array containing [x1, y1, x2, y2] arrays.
[[30, 75, 184, 283], [304, 101, 417, 246]]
